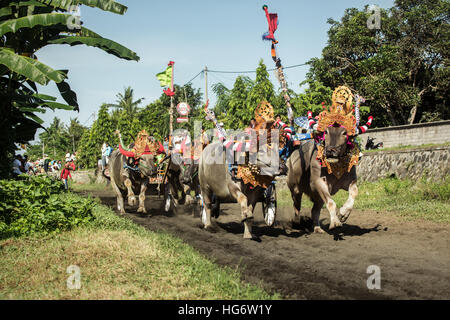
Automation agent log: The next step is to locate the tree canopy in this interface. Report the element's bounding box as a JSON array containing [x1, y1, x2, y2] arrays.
[[306, 0, 449, 126]]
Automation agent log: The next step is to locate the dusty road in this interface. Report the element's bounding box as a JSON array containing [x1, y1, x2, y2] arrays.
[[81, 189, 450, 300]]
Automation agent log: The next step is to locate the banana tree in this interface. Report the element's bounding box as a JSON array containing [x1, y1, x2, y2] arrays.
[[0, 0, 140, 177]]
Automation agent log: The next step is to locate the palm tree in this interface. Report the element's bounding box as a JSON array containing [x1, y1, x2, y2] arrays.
[[107, 86, 145, 120]]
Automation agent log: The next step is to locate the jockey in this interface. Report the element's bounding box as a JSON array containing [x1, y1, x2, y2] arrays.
[[274, 114, 294, 161]]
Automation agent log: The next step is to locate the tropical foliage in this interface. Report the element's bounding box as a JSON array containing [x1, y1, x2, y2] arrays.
[[0, 0, 139, 178], [306, 0, 449, 126], [25, 116, 87, 160], [0, 175, 96, 239]]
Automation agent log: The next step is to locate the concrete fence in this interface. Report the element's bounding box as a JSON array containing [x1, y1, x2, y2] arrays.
[[357, 146, 449, 182], [359, 120, 450, 149]]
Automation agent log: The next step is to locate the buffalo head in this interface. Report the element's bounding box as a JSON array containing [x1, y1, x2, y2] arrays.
[[324, 125, 349, 162], [136, 153, 158, 177]]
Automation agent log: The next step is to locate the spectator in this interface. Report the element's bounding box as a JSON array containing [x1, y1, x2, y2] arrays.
[[163, 136, 169, 153], [105, 144, 113, 165], [43, 156, 50, 173], [60, 159, 75, 190], [101, 143, 108, 170], [12, 154, 24, 178], [23, 155, 33, 174]]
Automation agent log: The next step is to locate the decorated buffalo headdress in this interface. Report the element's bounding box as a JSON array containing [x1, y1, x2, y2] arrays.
[[317, 86, 357, 136], [254, 101, 275, 130], [118, 129, 162, 159], [314, 86, 367, 179]]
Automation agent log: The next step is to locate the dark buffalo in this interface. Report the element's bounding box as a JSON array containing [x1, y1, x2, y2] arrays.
[[105, 143, 158, 215]]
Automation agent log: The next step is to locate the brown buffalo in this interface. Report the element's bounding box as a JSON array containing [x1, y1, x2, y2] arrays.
[[287, 126, 358, 233]]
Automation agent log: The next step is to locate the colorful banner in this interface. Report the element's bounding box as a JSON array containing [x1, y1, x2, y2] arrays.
[[156, 61, 175, 96]]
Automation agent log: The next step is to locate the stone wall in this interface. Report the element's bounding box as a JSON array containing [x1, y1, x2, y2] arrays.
[[71, 170, 96, 184], [71, 168, 110, 185], [358, 120, 450, 149], [357, 146, 449, 182]]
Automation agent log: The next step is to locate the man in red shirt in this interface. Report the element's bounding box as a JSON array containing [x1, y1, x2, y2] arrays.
[[60, 159, 75, 190]]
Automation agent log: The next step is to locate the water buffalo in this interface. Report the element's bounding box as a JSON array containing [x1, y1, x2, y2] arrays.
[[163, 153, 187, 209], [198, 141, 279, 239], [180, 161, 201, 205], [287, 125, 358, 233], [105, 131, 159, 214]]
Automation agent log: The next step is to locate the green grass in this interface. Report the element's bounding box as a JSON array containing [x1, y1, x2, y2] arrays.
[[0, 192, 279, 300], [70, 181, 112, 192], [277, 177, 450, 223]]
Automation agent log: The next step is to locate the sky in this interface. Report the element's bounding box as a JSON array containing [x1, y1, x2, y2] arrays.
[[33, 0, 395, 141]]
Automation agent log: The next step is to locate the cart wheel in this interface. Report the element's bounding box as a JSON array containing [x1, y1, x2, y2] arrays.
[[262, 184, 277, 226]]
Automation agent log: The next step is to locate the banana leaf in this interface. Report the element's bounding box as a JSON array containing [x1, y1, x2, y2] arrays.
[[49, 35, 139, 61], [35, 0, 127, 15], [0, 48, 66, 85], [0, 13, 71, 37]]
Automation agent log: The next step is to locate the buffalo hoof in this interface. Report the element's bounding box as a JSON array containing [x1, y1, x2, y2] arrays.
[[128, 196, 137, 206], [204, 224, 216, 233], [178, 194, 186, 205], [243, 232, 253, 240], [329, 218, 343, 230], [241, 215, 254, 223], [314, 226, 325, 234], [137, 207, 147, 214], [185, 195, 192, 204], [338, 209, 351, 223]]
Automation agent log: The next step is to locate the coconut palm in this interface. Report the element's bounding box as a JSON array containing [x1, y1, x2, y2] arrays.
[[106, 86, 145, 120]]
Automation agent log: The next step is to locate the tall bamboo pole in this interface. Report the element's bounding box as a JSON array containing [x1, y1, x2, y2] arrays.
[[169, 62, 175, 150], [204, 66, 208, 102]]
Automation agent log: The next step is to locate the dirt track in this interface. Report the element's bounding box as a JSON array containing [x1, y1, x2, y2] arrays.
[[81, 189, 450, 300]]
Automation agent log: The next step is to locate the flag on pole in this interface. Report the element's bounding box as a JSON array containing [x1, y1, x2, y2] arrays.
[[156, 65, 172, 87], [156, 61, 175, 96]]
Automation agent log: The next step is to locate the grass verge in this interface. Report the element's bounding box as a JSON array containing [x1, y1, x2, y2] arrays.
[[277, 177, 450, 223], [0, 193, 279, 300]]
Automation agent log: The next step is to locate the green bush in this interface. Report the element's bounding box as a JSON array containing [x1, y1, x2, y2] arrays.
[[382, 177, 412, 195], [418, 177, 450, 202], [0, 175, 96, 239]]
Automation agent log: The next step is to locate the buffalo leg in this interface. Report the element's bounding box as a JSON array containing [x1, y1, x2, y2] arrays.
[[111, 177, 126, 214], [338, 180, 358, 223], [292, 191, 302, 217], [314, 177, 342, 230], [201, 190, 213, 230], [228, 181, 252, 221], [124, 178, 137, 206], [312, 198, 325, 233], [137, 181, 148, 213], [227, 181, 253, 239]]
